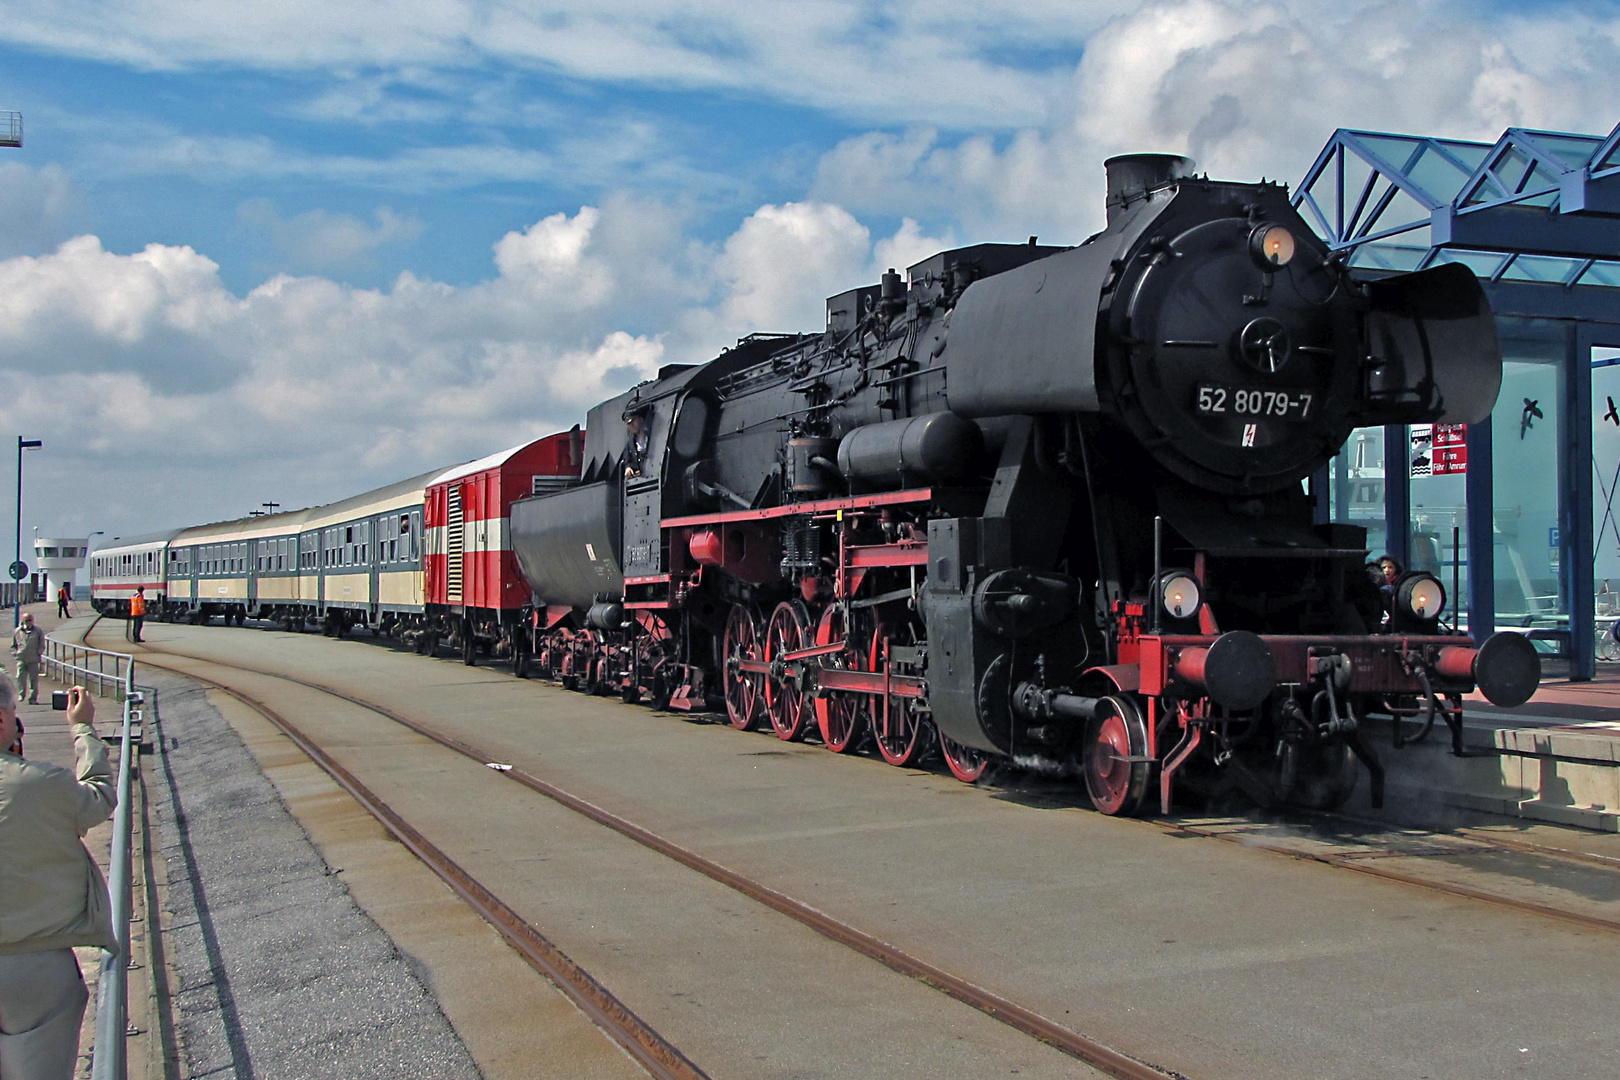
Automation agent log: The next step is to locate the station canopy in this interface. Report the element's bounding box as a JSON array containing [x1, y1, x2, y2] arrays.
[[1292, 122, 1620, 289]]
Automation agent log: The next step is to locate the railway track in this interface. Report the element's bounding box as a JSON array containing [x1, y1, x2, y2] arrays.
[[86, 620, 1180, 1080], [110, 615, 1620, 939], [109, 618, 1620, 944], [1154, 813, 1620, 937]]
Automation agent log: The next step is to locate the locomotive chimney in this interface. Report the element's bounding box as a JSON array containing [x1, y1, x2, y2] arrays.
[[1104, 153, 1195, 225]]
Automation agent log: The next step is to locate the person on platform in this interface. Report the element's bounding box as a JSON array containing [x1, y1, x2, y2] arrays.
[[129, 586, 145, 644], [0, 681, 117, 1080], [55, 584, 69, 620], [10, 612, 43, 706], [1376, 554, 1404, 623]]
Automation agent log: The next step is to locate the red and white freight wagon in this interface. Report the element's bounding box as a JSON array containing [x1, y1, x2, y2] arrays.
[[424, 429, 584, 667]]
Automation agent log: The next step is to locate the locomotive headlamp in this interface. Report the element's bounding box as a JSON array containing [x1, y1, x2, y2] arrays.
[[1250, 224, 1296, 269], [1158, 572, 1202, 619], [1396, 572, 1446, 621]]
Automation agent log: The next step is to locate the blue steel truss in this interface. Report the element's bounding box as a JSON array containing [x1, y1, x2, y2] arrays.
[[1293, 121, 1620, 289]]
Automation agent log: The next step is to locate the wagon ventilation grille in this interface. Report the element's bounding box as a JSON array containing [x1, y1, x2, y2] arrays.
[[446, 486, 464, 604]]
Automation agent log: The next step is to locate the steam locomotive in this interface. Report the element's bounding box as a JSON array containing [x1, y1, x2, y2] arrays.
[[509, 153, 1541, 815]]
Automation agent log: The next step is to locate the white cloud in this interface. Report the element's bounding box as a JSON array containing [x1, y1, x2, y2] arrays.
[[239, 200, 425, 271], [0, 186, 966, 536], [0, 163, 80, 259], [813, 0, 1620, 241], [871, 218, 956, 279], [0, 1, 1129, 128], [715, 201, 871, 332]]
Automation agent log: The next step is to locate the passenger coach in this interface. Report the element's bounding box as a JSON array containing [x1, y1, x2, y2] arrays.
[[89, 530, 184, 615], [90, 429, 585, 670]]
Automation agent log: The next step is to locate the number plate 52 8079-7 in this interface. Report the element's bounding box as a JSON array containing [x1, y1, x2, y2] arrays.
[[1196, 384, 1313, 421]]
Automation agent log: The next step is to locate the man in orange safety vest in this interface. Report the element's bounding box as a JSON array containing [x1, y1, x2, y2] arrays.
[[129, 586, 146, 643]]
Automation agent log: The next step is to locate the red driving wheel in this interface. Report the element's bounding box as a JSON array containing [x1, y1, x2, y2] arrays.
[[764, 601, 815, 741], [871, 621, 925, 767], [939, 732, 990, 783], [722, 604, 764, 731], [814, 605, 868, 753]]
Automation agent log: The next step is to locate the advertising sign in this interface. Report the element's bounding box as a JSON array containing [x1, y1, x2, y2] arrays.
[[1410, 424, 1468, 478]]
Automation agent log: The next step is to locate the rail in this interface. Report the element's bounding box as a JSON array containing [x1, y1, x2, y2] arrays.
[[43, 634, 140, 1080]]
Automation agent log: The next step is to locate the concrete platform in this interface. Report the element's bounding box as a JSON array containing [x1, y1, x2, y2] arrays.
[[1371, 664, 1620, 832]]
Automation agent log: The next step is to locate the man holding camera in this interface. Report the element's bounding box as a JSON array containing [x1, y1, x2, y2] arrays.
[[0, 681, 117, 1079], [11, 611, 43, 705]]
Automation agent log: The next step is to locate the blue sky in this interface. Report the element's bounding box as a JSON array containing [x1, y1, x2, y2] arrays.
[[0, 0, 1616, 549]]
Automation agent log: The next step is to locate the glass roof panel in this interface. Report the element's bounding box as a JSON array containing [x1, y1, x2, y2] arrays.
[[1350, 243, 1427, 272], [1463, 143, 1564, 207], [1500, 254, 1584, 284], [1433, 249, 1510, 277], [1580, 261, 1620, 288], [1353, 134, 1427, 169], [1522, 132, 1605, 170], [1406, 150, 1478, 206], [1442, 143, 1493, 172], [1360, 186, 1435, 238]]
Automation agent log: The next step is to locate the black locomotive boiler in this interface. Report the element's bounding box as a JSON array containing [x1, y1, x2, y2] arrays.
[[511, 153, 1540, 815]]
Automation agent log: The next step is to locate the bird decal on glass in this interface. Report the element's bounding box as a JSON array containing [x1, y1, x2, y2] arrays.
[[1520, 397, 1543, 439], [1605, 396, 1618, 427]]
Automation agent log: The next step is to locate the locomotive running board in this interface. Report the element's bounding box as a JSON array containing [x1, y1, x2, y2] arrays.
[[661, 487, 933, 528]]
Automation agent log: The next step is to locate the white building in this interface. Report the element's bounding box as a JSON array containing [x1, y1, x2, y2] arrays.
[[34, 536, 90, 599]]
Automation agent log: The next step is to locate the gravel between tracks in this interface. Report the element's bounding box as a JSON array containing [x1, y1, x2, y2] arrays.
[[144, 669, 484, 1080]]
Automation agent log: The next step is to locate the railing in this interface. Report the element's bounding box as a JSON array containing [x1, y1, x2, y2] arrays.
[[44, 635, 140, 1080], [0, 582, 39, 608], [42, 636, 136, 700], [0, 110, 20, 148]]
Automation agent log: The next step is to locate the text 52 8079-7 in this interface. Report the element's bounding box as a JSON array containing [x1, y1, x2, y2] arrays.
[[1196, 384, 1314, 421]]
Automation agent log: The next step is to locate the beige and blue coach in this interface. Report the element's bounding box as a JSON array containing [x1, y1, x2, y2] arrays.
[[93, 467, 441, 633], [296, 470, 434, 634]]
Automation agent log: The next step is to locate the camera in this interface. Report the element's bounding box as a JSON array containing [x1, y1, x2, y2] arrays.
[[51, 690, 68, 711]]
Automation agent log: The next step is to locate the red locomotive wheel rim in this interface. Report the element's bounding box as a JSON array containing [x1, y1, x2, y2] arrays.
[[939, 733, 990, 784], [872, 621, 923, 767], [814, 606, 866, 753], [722, 605, 764, 731], [765, 602, 813, 741], [1089, 714, 1132, 808], [1083, 696, 1149, 817]]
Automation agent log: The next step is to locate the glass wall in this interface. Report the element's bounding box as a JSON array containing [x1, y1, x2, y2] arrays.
[[1408, 425, 1469, 627], [1594, 348, 1620, 658], [1492, 321, 1567, 632], [1327, 426, 1389, 556]]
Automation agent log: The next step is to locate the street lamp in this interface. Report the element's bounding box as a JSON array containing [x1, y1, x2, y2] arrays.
[[14, 437, 41, 628]]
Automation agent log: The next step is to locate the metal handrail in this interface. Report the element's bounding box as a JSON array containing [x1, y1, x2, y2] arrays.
[[42, 634, 139, 1080], [42, 635, 136, 700], [91, 685, 138, 1080]]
